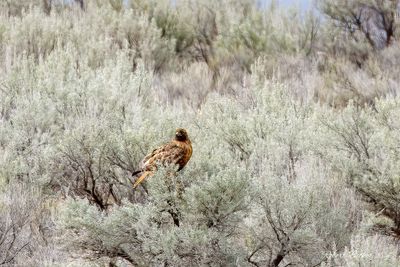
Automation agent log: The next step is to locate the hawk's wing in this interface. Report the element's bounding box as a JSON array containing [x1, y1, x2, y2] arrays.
[[140, 142, 185, 171], [133, 140, 192, 188]]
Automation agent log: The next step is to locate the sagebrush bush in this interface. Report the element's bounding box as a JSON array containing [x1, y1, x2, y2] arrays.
[[323, 234, 400, 267]]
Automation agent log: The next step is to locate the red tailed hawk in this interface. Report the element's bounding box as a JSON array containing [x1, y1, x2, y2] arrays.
[[132, 128, 192, 188]]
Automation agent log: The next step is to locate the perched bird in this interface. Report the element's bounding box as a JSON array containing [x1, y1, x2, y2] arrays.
[[132, 128, 192, 189]]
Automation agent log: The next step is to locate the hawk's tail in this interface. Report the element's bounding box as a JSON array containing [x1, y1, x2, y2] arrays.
[[133, 171, 152, 189]]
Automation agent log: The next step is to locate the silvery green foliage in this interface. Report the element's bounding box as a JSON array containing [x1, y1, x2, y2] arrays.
[[0, 183, 53, 266], [196, 80, 360, 266], [60, 158, 251, 266], [0, 2, 175, 73], [1, 1, 400, 266], [57, 77, 363, 266], [318, 0, 399, 50], [323, 234, 400, 267], [320, 98, 400, 235]]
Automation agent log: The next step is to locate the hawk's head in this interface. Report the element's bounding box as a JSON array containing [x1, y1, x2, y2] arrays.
[[175, 128, 189, 141]]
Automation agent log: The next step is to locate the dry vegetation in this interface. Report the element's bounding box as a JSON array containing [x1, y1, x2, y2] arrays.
[[0, 0, 400, 266]]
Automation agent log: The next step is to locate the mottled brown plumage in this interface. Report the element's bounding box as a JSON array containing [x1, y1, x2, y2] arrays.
[[132, 128, 192, 188]]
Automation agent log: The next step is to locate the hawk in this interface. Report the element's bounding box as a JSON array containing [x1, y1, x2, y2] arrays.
[[132, 128, 192, 188]]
